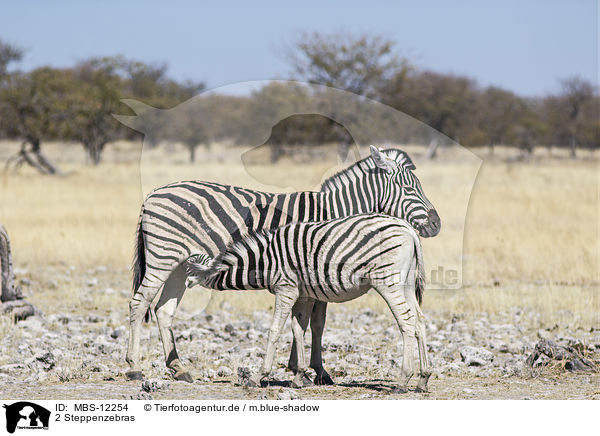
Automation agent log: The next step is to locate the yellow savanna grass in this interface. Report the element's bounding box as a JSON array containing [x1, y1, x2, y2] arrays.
[[0, 141, 597, 328]]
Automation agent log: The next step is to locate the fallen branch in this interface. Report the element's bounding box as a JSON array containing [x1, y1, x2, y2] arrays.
[[526, 338, 597, 373], [0, 299, 36, 321]]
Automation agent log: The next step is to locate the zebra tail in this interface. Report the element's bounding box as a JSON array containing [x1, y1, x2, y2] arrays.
[[414, 234, 425, 305], [132, 209, 153, 323]]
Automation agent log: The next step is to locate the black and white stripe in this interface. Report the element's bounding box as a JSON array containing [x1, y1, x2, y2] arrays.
[[186, 214, 431, 392], [126, 146, 440, 382]]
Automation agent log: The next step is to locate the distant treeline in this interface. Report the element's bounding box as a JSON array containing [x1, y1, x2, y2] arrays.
[[0, 32, 597, 172]]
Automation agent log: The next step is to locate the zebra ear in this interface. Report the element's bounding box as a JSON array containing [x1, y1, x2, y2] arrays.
[[370, 145, 396, 173]]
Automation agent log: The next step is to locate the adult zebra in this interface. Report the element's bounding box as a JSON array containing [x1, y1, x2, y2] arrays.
[[126, 146, 440, 382], [185, 214, 430, 393]]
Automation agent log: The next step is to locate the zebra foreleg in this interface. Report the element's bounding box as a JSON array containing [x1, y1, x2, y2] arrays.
[[290, 298, 314, 388], [249, 287, 298, 387], [309, 300, 334, 385], [155, 264, 193, 383], [404, 258, 431, 392]]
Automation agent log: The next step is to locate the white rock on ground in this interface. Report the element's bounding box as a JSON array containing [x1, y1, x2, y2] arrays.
[[460, 346, 494, 366], [141, 379, 170, 392]]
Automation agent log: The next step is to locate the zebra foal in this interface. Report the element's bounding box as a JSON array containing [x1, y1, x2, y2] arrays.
[[186, 214, 431, 393]]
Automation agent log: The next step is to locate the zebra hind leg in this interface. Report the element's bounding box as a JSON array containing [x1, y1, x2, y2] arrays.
[[126, 291, 152, 380], [290, 298, 315, 388], [126, 273, 168, 380], [414, 308, 432, 393], [155, 264, 193, 383], [404, 257, 431, 392], [373, 280, 417, 394]]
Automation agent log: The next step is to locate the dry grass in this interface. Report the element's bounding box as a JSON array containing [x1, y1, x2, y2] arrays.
[[463, 161, 599, 286], [177, 285, 598, 329], [0, 140, 598, 328]]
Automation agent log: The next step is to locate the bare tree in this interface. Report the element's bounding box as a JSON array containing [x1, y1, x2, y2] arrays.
[[0, 39, 23, 77], [287, 30, 407, 99], [384, 70, 479, 158], [1, 41, 65, 174], [1, 68, 72, 175], [560, 77, 595, 158], [284, 32, 408, 158]]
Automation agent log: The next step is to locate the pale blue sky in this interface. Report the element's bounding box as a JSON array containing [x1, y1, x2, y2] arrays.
[[1, 0, 597, 96]]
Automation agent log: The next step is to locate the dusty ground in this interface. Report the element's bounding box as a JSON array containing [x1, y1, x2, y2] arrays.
[[0, 266, 598, 401], [3, 375, 599, 400]]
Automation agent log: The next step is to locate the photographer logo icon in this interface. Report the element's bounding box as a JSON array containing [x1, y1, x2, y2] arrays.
[[3, 402, 50, 433]]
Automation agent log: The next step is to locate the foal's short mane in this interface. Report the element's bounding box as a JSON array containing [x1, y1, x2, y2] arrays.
[[218, 229, 272, 268]]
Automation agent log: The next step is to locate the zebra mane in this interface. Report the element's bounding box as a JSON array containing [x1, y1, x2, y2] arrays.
[[320, 148, 415, 192]]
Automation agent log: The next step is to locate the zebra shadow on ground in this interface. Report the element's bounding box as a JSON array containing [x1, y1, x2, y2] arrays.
[[337, 380, 406, 392], [213, 378, 409, 392], [213, 379, 293, 388]]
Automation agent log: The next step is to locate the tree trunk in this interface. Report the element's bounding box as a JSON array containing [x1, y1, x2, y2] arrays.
[[569, 136, 577, 159], [27, 139, 62, 175], [189, 144, 196, 163], [425, 138, 440, 160], [5, 140, 62, 175], [86, 142, 104, 165], [270, 144, 283, 163], [337, 140, 351, 161], [0, 224, 20, 302], [0, 224, 36, 321]]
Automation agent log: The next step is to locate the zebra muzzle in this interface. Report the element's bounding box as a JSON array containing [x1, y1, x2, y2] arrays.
[[419, 209, 441, 238]]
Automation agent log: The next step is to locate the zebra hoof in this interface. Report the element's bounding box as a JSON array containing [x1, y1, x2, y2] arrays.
[[174, 371, 194, 383], [292, 374, 314, 389], [302, 374, 315, 387], [414, 385, 429, 393], [391, 385, 408, 394], [126, 371, 144, 381], [245, 376, 262, 388], [314, 372, 334, 386]]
